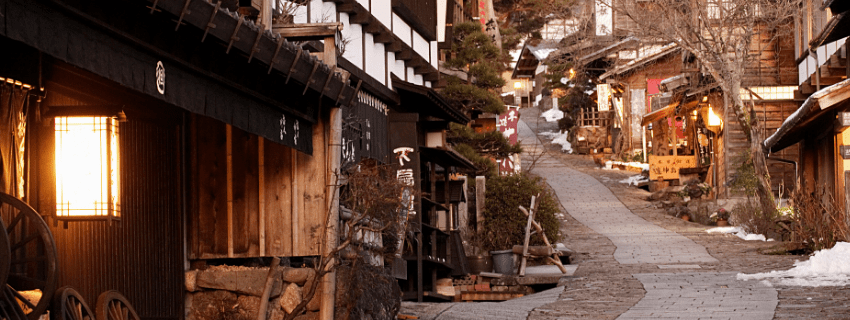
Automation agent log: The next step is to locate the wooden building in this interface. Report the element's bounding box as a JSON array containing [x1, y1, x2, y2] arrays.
[[1, 0, 359, 318], [764, 0, 850, 209]]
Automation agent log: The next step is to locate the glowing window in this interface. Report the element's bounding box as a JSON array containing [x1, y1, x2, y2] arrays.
[[54, 116, 120, 221]]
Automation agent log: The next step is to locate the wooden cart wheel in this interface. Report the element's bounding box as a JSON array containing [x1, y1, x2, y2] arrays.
[[0, 285, 27, 320], [0, 192, 58, 320], [95, 291, 139, 320], [0, 217, 10, 287], [53, 287, 94, 320]]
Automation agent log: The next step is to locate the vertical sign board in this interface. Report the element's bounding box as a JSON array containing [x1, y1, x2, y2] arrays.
[[597, 84, 611, 112], [341, 92, 389, 167], [649, 155, 697, 180], [497, 106, 520, 175]]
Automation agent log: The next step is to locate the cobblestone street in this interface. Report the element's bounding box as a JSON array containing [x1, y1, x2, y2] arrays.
[[401, 107, 850, 319]]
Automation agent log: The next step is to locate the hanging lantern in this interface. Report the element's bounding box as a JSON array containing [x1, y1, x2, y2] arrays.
[[54, 116, 120, 222]]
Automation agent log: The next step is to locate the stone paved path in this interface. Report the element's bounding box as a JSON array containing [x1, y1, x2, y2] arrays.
[[619, 272, 777, 319], [401, 114, 786, 319], [516, 119, 777, 320], [518, 120, 718, 265]]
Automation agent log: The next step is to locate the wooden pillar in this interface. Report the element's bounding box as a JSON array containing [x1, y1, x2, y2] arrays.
[[319, 106, 342, 320]]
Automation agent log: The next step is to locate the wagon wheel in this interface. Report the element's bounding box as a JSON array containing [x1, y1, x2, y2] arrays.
[[95, 291, 139, 320], [0, 192, 58, 320], [53, 287, 94, 320], [1, 285, 27, 320], [1, 217, 10, 287]]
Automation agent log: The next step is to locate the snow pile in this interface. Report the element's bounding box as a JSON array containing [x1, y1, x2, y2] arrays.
[[540, 107, 564, 122], [619, 174, 648, 186], [706, 226, 770, 241], [737, 242, 850, 286], [601, 161, 650, 172], [550, 131, 572, 153]]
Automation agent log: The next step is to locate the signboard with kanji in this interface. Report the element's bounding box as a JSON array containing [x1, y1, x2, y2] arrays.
[[649, 155, 697, 180]]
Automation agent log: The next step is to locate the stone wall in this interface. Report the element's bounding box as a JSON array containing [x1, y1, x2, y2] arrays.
[[185, 265, 322, 320]]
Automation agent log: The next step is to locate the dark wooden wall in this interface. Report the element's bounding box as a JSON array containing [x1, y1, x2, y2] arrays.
[[40, 91, 184, 319], [31, 62, 185, 319], [188, 109, 329, 259]]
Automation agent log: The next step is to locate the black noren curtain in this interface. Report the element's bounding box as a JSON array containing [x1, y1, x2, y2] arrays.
[[0, 82, 29, 198]]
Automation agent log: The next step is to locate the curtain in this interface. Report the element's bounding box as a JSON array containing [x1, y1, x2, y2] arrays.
[[0, 81, 29, 198]]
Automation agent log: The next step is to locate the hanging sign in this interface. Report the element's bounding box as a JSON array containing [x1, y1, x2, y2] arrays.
[[156, 61, 165, 95]]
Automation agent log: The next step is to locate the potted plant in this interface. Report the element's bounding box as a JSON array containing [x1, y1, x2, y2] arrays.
[[710, 208, 730, 226]]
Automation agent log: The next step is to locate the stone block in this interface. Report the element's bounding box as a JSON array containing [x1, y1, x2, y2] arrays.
[[185, 290, 237, 320], [236, 295, 261, 319], [196, 267, 280, 296], [305, 285, 321, 312], [294, 311, 319, 320], [280, 283, 303, 314], [282, 267, 316, 286], [185, 270, 199, 292]]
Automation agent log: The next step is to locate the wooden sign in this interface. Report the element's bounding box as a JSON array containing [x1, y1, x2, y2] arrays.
[[649, 155, 697, 180]]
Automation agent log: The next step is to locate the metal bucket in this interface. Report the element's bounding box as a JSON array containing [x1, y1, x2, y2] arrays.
[[490, 250, 516, 275]]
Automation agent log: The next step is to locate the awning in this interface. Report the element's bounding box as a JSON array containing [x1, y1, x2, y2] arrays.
[[641, 98, 702, 127], [419, 146, 476, 171], [600, 44, 679, 80], [391, 76, 470, 124], [809, 11, 850, 48], [641, 100, 679, 126], [764, 78, 850, 153]]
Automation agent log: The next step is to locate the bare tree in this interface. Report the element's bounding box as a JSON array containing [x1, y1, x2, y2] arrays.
[[613, 0, 801, 215]]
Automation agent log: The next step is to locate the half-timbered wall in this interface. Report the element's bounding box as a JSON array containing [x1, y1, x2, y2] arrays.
[[189, 111, 329, 259], [290, 0, 440, 88]]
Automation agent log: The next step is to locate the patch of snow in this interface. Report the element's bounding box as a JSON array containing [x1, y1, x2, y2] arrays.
[[549, 131, 572, 153], [706, 226, 769, 241], [540, 106, 564, 122], [737, 242, 850, 286], [619, 174, 648, 186]]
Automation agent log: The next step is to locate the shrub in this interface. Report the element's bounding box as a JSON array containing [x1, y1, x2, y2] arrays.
[[788, 189, 849, 252], [479, 173, 560, 252], [729, 199, 775, 236]]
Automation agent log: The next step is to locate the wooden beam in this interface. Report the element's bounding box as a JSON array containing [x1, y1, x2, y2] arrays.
[[272, 23, 342, 39], [364, 22, 383, 34], [423, 72, 440, 82], [259, 138, 266, 256], [336, 2, 356, 13], [226, 124, 234, 258], [350, 12, 371, 25], [397, 48, 414, 61], [374, 31, 394, 44], [386, 40, 403, 53]]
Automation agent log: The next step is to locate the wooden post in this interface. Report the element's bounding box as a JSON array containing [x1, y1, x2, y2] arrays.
[[259, 138, 266, 256], [518, 195, 537, 276], [475, 176, 485, 232], [227, 125, 234, 257], [845, 171, 850, 232], [291, 152, 299, 252], [319, 107, 342, 320], [323, 36, 336, 68]]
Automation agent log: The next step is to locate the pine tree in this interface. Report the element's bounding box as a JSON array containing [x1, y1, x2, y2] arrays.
[[442, 21, 506, 116]]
